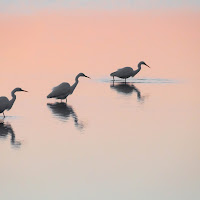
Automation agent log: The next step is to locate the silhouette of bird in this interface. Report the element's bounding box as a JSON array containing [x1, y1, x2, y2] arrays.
[[110, 61, 150, 82], [0, 88, 28, 118], [47, 73, 90, 102]]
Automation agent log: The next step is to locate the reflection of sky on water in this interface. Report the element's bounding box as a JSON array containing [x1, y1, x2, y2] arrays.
[[98, 78, 178, 84], [0, 78, 199, 200]]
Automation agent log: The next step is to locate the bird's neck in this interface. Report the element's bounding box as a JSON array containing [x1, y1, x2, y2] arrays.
[[8, 90, 17, 110], [134, 63, 142, 75], [11, 90, 17, 98], [70, 75, 80, 94]]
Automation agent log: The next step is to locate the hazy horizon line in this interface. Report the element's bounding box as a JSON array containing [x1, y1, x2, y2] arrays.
[[0, 7, 200, 17]]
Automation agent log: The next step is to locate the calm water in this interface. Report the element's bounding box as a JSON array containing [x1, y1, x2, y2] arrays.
[[0, 76, 199, 200]]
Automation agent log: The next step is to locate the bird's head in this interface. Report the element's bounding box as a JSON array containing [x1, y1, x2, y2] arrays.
[[140, 61, 150, 68], [14, 88, 28, 92], [78, 73, 91, 79]]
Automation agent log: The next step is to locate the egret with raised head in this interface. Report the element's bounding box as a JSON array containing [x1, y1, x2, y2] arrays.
[[0, 88, 28, 118], [47, 73, 90, 102], [110, 61, 150, 82]]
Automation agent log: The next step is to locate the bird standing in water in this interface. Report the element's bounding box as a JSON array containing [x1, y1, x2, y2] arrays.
[[0, 88, 28, 118], [47, 73, 90, 102], [110, 61, 150, 82]]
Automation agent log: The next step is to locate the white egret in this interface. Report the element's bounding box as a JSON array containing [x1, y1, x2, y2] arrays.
[[110, 61, 150, 82], [47, 73, 90, 102], [0, 88, 28, 118]]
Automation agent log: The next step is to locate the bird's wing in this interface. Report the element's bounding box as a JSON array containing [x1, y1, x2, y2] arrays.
[[0, 96, 10, 112], [47, 82, 71, 98], [117, 67, 132, 71], [52, 82, 70, 90], [111, 67, 133, 76]]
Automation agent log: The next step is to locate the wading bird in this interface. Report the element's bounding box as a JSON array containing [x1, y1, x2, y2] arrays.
[[47, 73, 90, 102], [110, 61, 150, 82], [0, 88, 28, 118]]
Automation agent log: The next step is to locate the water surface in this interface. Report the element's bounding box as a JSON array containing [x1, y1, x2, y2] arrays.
[[0, 76, 199, 200]]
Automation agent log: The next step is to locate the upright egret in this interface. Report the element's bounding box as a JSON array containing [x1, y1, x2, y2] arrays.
[[0, 88, 28, 118], [47, 73, 90, 102], [110, 61, 150, 82]]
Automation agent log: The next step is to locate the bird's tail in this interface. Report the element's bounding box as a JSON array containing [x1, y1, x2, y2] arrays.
[[47, 93, 52, 98], [110, 72, 116, 76]]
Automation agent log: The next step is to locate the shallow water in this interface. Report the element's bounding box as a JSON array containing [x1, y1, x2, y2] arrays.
[[0, 76, 199, 200]]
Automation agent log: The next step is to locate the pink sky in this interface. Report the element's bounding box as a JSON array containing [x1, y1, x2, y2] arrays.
[[0, 10, 200, 80]]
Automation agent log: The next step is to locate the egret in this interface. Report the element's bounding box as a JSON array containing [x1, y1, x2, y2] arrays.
[[0, 88, 28, 118], [110, 61, 150, 82], [47, 73, 90, 102]]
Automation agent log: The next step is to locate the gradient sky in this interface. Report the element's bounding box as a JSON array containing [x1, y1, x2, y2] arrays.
[[0, 0, 200, 13], [0, 0, 200, 81]]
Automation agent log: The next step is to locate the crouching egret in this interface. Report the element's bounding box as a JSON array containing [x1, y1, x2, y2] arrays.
[[47, 73, 90, 102], [110, 61, 150, 82], [0, 88, 28, 118]]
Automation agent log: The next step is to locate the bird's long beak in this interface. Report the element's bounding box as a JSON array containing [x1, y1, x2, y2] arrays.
[[22, 90, 28, 92], [85, 75, 91, 79], [145, 64, 150, 68]]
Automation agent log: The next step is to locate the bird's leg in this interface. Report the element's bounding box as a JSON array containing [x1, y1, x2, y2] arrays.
[[125, 78, 126, 83], [3, 112, 5, 118], [66, 98, 67, 103], [113, 76, 115, 81]]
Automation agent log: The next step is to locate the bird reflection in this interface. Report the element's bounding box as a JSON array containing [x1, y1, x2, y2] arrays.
[[110, 82, 146, 102], [0, 121, 21, 148], [47, 102, 85, 130]]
